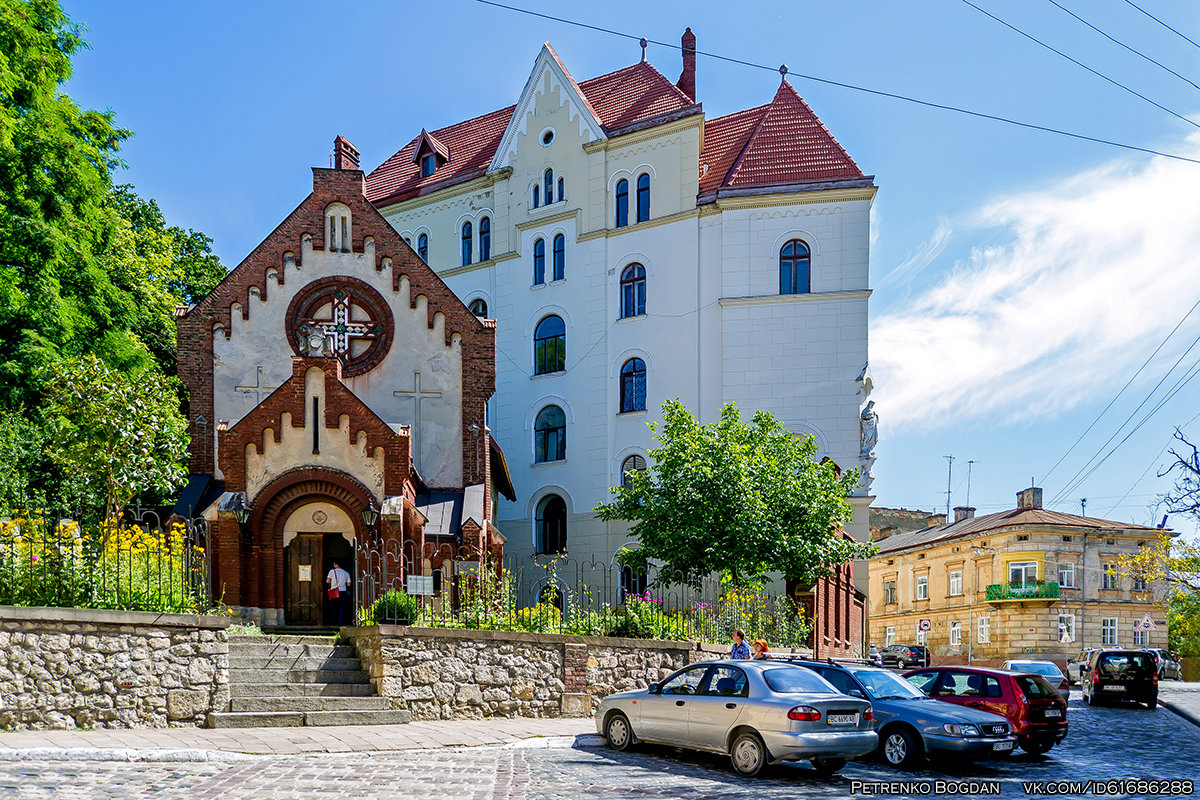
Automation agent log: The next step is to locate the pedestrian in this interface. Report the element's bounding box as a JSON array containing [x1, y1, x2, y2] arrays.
[[751, 639, 770, 660], [326, 560, 352, 625], [730, 628, 750, 660]]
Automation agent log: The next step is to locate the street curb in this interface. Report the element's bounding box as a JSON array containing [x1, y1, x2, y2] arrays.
[[1160, 699, 1200, 729], [0, 747, 257, 763], [505, 734, 605, 750]]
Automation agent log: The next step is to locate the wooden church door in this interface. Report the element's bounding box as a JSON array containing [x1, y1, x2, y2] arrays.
[[285, 534, 323, 625]]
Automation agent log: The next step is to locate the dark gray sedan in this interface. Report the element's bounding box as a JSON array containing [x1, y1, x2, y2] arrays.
[[595, 660, 877, 777]]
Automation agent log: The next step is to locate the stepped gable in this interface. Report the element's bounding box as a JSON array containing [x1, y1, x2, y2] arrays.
[[365, 60, 697, 207], [700, 80, 866, 198]]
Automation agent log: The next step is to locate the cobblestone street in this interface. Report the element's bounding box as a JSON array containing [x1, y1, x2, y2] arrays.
[[1, 701, 1197, 799]]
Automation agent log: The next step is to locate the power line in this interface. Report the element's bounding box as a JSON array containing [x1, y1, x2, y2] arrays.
[[1122, 0, 1200, 52], [1103, 408, 1200, 515], [958, 0, 1199, 129], [472, 0, 1200, 165], [1041, 296, 1200, 485], [1043, 0, 1200, 93]]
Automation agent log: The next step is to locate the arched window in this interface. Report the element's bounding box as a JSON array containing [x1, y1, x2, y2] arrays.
[[479, 217, 491, 262], [532, 184, 540, 209], [417, 233, 428, 262], [780, 239, 811, 295], [544, 168, 554, 204], [620, 358, 647, 413], [536, 494, 567, 554], [468, 298, 488, 317], [619, 263, 646, 318], [532, 238, 546, 285], [552, 234, 565, 281], [636, 173, 650, 223], [620, 565, 648, 601], [621, 454, 647, 489], [534, 406, 566, 463], [539, 584, 565, 610], [615, 179, 629, 228], [533, 315, 565, 374], [557, 177, 565, 203], [461, 221, 472, 267]]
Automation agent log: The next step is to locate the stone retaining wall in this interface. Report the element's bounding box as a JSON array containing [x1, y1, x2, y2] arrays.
[[344, 626, 812, 721], [0, 606, 230, 731]]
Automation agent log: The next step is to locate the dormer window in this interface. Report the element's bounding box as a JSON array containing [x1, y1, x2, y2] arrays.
[[411, 128, 449, 179], [421, 154, 436, 177]]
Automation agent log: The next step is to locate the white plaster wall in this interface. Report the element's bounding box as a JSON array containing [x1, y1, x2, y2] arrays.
[[282, 501, 356, 548]]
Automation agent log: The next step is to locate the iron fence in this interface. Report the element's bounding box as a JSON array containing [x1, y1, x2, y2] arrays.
[[353, 538, 813, 648], [0, 507, 212, 613]]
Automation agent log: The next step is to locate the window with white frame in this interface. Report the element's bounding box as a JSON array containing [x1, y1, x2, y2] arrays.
[[1133, 576, 1148, 592], [1008, 561, 1038, 585], [977, 616, 991, 644], [885, 626, 896, 646], [915, 626, 927, 645], [950, 620, 962, 646], [1101, 617, 1118, 646], [948, 570, 963, 596], [1133, 628, 1149, 646], [1058, 561, 1075, 588], [1102, 563, 1119, 590], [915, 575, 928, 601], [1057, 613, 1075, 643]]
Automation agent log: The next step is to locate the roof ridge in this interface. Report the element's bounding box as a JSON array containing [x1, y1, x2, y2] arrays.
[[721, 99, 775, 188], [773, 81, 863, 176]]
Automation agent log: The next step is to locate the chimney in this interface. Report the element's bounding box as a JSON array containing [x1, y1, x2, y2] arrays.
[[332, 135, 360, 171], [1016, 486, 1043, 509], [926, 513, 947, 528], [677, 27, 696, 102], [954, 506, 976, 523]]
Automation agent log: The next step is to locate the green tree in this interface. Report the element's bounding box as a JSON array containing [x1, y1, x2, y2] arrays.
[[41, 355, 188, 523], [596, 400, 876, 589]]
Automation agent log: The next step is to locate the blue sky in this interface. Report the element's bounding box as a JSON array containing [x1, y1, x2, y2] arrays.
[[61, 0, 1200, 534]]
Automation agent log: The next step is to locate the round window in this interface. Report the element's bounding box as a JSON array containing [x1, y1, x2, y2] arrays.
[[285, 277, 394, 377], [540, 128, 555, 146]]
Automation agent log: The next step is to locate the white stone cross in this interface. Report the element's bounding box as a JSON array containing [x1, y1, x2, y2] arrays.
[[235, 366, 280, 405], [393, 371, 442, 469], [297, 288, 380, 365]]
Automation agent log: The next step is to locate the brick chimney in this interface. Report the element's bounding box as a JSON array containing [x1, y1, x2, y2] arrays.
[[332, 135, 360, 171], [954, 506, 976, 523], [1016, 486, 1043, 509], [926, 513, 947, 528], [677, 27, 696, 102]]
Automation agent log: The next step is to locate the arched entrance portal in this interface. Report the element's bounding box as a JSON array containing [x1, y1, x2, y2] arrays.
[[248, 468, 376, 627]]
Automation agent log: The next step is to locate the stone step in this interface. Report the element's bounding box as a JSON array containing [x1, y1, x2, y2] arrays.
[[228, 656, 363, 671], [230, 696, 392, 713], [207, 709, 411, 728], [230, 682, 378, 698], [227, 643, 358, 659], [259, 627, 343, 639], [228, 668, 371, 684], [229, 634, 341, 646]]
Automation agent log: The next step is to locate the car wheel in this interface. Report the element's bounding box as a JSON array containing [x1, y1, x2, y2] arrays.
[[604, 712, 634, 751], [811, 757, 846, 776], [730, 731, 768, 777], [1146, 697, 1157, 710], [880, 727, 922, 769], [897, 658, 907, 670], [1019, 736, 1053, 755]]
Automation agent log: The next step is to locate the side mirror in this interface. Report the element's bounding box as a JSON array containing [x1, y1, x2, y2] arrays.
[[648, 683, 659, 694], [849, 688, 866, 699]]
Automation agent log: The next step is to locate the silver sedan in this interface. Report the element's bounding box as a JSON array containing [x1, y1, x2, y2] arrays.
[[595, 659, 878, 777]]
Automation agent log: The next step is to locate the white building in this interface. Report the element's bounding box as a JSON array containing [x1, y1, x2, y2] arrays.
[[364, 31, 877, 593]]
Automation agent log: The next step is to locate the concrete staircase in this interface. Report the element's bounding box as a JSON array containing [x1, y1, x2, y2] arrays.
[[208, 634, 411, 728]]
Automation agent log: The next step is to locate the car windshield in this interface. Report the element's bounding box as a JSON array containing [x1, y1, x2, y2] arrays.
[[762, 668, 838, 694], [848, 667, 926, 700], [1012, 662, 1064, 678], [1015, 674, 1058, 698], [1098, 653, 1154, 678]]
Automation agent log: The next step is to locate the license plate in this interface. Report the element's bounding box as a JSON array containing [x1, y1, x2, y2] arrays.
[[1103, 685, 1126, 692], [1044, 709, 1062, 718], [827, 714, 857, 725], [994, 741, 1014, 751]]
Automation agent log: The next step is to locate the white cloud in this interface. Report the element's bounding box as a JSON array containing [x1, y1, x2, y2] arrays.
[[872, 141, 1200, 432], [877, 217, 951, 290]]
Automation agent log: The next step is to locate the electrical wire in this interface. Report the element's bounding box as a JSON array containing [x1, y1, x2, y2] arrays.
[[1122, 0, 1200, 52], [1103, 408, 1200, 515], [1043, 0, 1200, 93], [473, 0, 1200, 165], [958, 0, 1199, 129]]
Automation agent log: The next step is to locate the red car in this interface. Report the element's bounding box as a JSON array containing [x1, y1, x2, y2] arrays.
[[904, 666, 1068, 755]]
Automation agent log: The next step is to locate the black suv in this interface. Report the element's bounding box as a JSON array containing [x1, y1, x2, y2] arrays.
[[880, 644, 931, 669], [1082, 649, 1158, 709]]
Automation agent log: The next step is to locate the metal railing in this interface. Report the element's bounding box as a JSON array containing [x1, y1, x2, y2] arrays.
[[986, 581, 1060, 602]]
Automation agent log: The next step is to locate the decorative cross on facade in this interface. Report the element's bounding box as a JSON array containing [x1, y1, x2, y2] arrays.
[[234, 366, 280, 405], [393, 371, 442, 469], [296, 287, 381, 365]]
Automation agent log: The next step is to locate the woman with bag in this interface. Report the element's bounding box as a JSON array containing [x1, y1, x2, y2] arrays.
[[326, 561, 352, 625]]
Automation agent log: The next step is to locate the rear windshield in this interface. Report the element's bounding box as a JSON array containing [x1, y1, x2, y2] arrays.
[[1015, 674, 1058, 698], [1015, 662, 1064, 678], [1097, 653, 1154, 677], [762, 668, 838, 694]]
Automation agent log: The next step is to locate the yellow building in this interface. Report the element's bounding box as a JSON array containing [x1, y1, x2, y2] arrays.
[[868, 486, 1173, 666]]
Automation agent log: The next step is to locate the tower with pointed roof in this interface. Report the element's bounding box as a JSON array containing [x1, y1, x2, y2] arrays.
[[365, 31, 876, 654]]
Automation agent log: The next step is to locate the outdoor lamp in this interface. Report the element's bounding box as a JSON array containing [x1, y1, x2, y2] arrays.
[[360, 502, 379, 529], [231, 506, 250, 527]]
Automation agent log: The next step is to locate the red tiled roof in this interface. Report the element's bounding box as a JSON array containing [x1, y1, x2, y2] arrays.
[[701, 81, 864, 197], [366, 61, 696, 207]]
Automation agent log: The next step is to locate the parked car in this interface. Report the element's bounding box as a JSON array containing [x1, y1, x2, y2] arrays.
[[791, 659, 1015, 769], [904, 666, 1068, 755], [869, 644, 883, 667], [1001, 659, 1071, 701], [880, 644, 931, 669], [1081, 650, 1159, 709], [1066, 649, 1098, 685], [1144, 649, 1182, 681], [595, 660, 877, 777]]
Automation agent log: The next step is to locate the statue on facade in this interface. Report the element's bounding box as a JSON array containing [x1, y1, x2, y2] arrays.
[[859, 400, 879, 458]]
